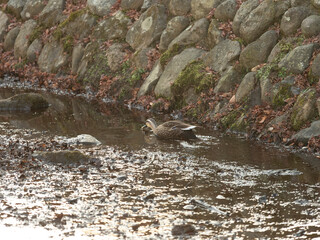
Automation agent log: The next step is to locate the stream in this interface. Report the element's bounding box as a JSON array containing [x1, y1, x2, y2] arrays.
[[0, 88, 319, 239]]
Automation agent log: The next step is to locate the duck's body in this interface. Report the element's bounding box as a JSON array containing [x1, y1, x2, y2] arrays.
[[144, 118, 198, 140]]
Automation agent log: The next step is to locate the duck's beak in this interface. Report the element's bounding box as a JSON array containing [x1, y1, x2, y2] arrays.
[[141, 124, 152, 133]]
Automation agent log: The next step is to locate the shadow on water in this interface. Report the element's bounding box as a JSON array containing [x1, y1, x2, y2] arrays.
[[0, 88, 319, 239]]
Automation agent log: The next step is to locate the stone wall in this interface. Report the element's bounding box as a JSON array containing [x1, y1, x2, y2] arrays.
[[1, 0, 320, 146]]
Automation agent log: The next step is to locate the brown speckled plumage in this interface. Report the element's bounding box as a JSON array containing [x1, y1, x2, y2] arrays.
[[144, 118, 197, 140]]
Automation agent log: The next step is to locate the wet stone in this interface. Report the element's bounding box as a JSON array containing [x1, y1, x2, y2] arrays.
[[172, 224, 197, 236]]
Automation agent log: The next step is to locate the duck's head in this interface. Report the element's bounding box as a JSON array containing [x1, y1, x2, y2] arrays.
[[145, 118, 158, 131]]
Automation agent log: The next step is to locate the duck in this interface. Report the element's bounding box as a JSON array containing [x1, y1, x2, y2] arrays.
[[142, 118, 198, 140]]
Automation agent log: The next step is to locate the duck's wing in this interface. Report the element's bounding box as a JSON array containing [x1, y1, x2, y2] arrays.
[[161, 120, 197, 131]]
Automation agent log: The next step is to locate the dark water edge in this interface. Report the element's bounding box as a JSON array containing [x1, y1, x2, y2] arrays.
[[0, 87, 319, 239]]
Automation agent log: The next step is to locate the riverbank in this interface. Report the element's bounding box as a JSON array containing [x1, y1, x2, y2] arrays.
[[1, 0, 320, 155]]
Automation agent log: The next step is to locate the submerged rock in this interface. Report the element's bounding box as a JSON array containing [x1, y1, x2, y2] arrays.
[[172, 224, 197, 236], [33, 150, 90, 164], [66, 134, 101, 146], [0, 93, 49, 111]]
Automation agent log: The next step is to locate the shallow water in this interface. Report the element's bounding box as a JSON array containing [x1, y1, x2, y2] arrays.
[[0, 88, 319, 239]]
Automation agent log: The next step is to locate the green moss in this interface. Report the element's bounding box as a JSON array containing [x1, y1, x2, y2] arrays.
[[160, 44, 185, 67], [230, 114, 249, 132], [272, 83, 292, 108], [61, 35, 74, 54], [128, 68, 145, 86], [29, 25, 46, 44], [290, 88, 317, 131], [171, 60, 217, 96], [221, 110, 241, 130], [59, 8, 87, 29]]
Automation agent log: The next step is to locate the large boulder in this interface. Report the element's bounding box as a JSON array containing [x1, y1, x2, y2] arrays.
[[159, 16, 189, 52], [203, 39, 241, 73], [20, 0, 46, 20], [120, 0, 144, 10], [14, 19, 37, 59], [38, 40, 69, 73], [4, 26, 20, 51], [214, 67, 240, 93], [239, 0, 276, 43], [280, 7, 310, 36], [232, 0, 259, 36], [190, 0, 225, 20], [154, 48, 205, 98], [169, 0, 191, 16], [168, 18, 209, 50], [260, 77, 274, 104], [312, 0, 320, 8], [126, 4, 167, 50], [207, 19, 223, 49], [292, 120, 320, 144], [138, 60, 163, 97], [235, 72, 258, 103], [0, 93, 48, 111], [290, 88, 318, 131], [106, 43, 127, 72], [311, 53, 320, 78], [7, 0, 27, 17], [301, 15, 320, 38], [87, 0, 117, 16], [39, 0, 65, 27], [278, 44, 315, 74], [239, 30, 278, 70], [26, 39, 42, 62], [59, 10, 97, 40], [0, 11, 9, 42], [214, 0, 237, 22], [71, 44, 84, 74], [93, 10, 131, 41]]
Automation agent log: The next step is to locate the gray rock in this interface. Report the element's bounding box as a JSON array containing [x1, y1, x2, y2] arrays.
[[239, 0, 276, 43], [291, 88, 318, 131], [71, 44, 84, 74], [274, 0, 291, 20], [159, 16, 189, 52], [291, 0, 310, 7], [260, 77, 273, 104], [311, 53, 320, 78], [4, 26, 20, 51], [292, 120, 320, 144], [312, 0, 320, 8], [154, 48, 205, 98], [33, 150, 90, 165], [203, 39, 241, 73], [240, 30, 278, 70], [214, 0, 237, 22], [317, 98, 320, 116], [61, 12, 97, 40], [301, 15, 320, 38], [168, 18, 209, 50], [138, 60, 163, 97], [0, 11, 9, 42], [169, 0, 191, 16], [26, 39, 42, 62], [126, 4, 167, 50], [20, 0, 46, 20], [93, 10, 131, 41], [235, 72, 257, 102], [280, 7, 310, 36], [77, 42, 99, 78], [191, 0, 225, 20], [38, 40, 69, 73], [7, 0, 27, 17], [278, 44, 315, 74], [106, 43, 127, 72], [87, 0, 117, 16], [14, 19, 37, 59], [214, 67, 240, 93], [133, 47, 152, 70], [0, 93, 48, 111], [232, 0, 259, 36], [39, 0, 65, 27], [207, 19, 223, 49], [121, 0, 144, 10], [172, 224, 197, 236], [66, 134, 101, 146], [141, 0, 158, 11]]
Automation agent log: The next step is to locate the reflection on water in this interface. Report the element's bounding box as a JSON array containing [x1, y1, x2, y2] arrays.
[[0, 88, 319, 239]]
